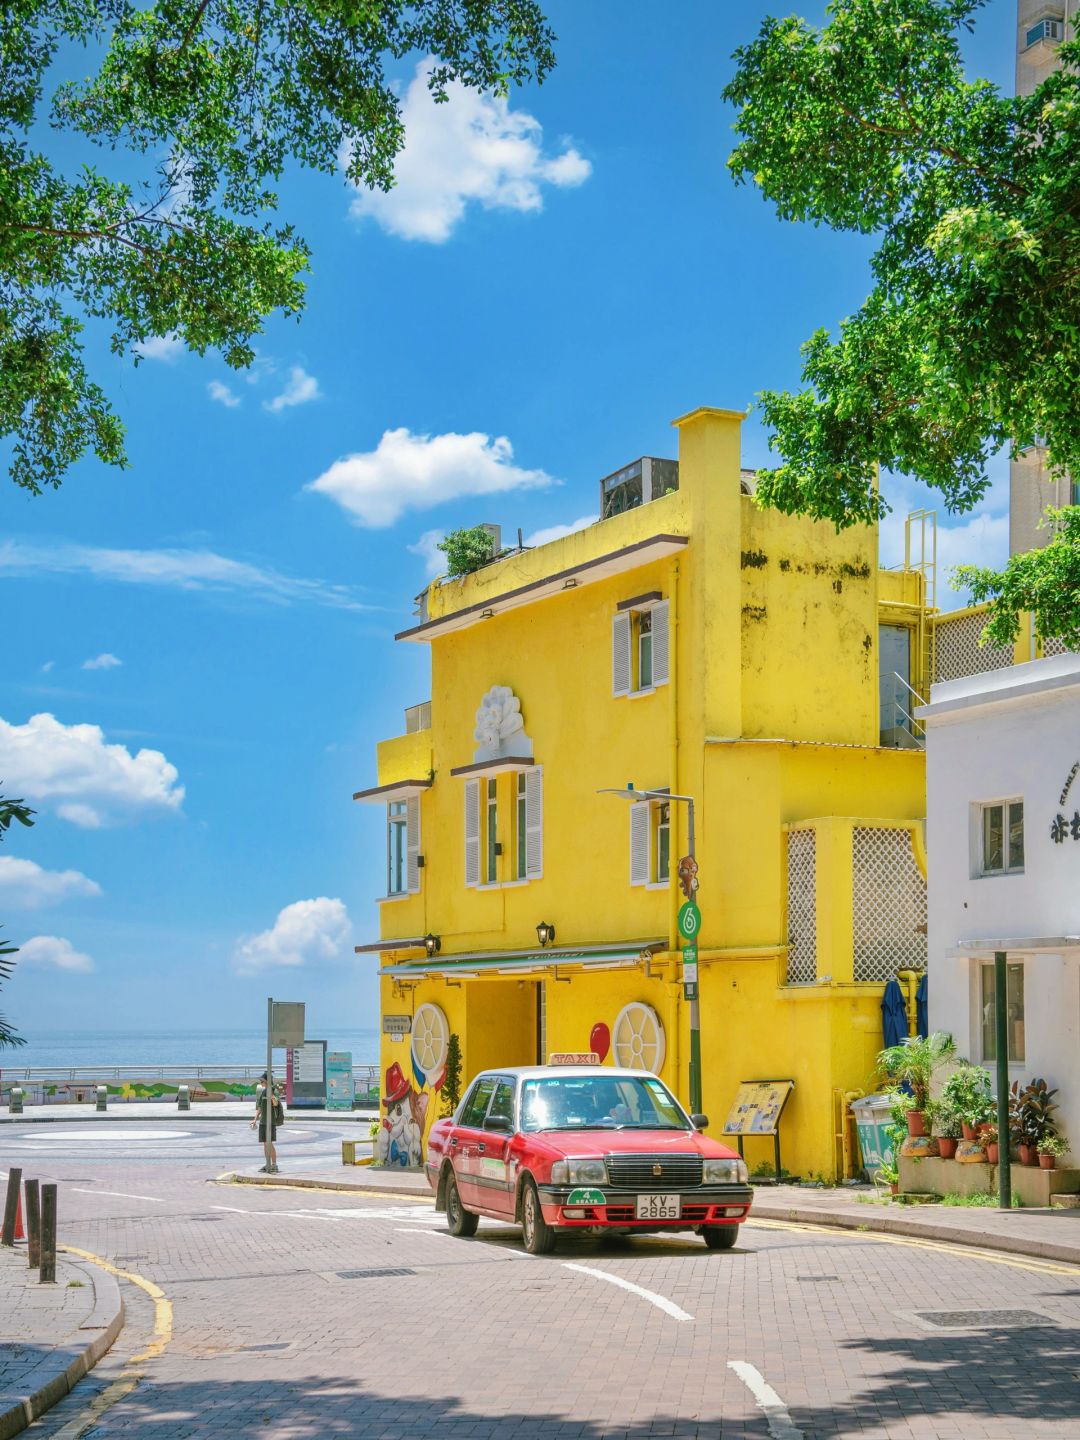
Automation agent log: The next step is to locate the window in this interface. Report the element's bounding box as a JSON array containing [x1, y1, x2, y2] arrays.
[[460, 1075, 497, 1128], [981, 963, 1025, 1063], [979, 799, 1024, 875], [487, 1079, 516, 1126], [386, 796, 420, 896], [1026, 17, 1063, 48], [656, 802, 670, 883], [465, 768, 542, 887], [630, 795, 671, 887], [612, 599, 669, 697], [485, 778, 498, 883], [516, 772, 527, 880]]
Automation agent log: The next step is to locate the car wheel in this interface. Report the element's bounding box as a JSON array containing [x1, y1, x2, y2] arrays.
[[521, 1178, 556, 1255], [702, 1225, 738, 1250], [445, 1173, 478, 1237]]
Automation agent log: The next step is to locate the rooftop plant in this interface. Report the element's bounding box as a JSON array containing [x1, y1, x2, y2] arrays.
[[438, 527, 499, 578]]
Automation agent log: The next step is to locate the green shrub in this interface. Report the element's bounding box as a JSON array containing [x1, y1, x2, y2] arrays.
[[438, 527, 498, 577]]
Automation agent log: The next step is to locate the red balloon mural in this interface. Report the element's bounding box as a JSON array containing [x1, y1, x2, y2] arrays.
[[590, 1022, 611, 1063]]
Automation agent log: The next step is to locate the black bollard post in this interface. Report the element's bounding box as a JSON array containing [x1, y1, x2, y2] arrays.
[[1, 1168, 22, 1246], [39, 1184, 56, 1282], [25, 1179, 40, 1268]]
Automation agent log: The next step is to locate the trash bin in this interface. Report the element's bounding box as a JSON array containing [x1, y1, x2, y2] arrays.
[[851, 1093, 896, 1181]]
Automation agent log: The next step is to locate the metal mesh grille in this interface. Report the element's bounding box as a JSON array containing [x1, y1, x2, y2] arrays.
[[786, 830, 817, 985], [852, 828, 927, 982], [604, 1153, 703, 1189], [1040, 636, 1076, 658], [933, 609, 1014, 682]]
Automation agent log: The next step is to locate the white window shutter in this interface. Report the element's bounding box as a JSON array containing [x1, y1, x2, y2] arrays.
[[630, 802, 650, 886], [651, 600, 670, 686], [464, 780, 481, 887], [612, 612, 631, 696], [524, 767, 543, 879], [406, 795, 421, 893]]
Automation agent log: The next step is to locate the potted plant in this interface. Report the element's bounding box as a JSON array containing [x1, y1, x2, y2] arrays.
[[1038, 1134, 1069, 1171], [878, 1032, 957, 1137], [878, 1158, 899, 1196], [983, 1121, 1000, 1166], [1013, 1078, 1060, 1165], [941, 1064, 994, 1141], [933, 1101, 962, 1159]]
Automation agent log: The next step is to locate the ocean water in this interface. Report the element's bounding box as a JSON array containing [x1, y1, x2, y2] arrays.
[[2, 1028, 382, 1070]]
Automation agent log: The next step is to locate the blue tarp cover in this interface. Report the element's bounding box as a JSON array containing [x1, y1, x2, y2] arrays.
[[881, 978, 908, 1048], [916, 973, 928, 1039]]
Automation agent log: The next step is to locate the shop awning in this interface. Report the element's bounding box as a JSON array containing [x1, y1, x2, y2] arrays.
[[370, 940, 666, 979]]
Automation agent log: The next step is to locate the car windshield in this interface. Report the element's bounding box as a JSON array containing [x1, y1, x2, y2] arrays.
[[519, 1074, 690, 1133]]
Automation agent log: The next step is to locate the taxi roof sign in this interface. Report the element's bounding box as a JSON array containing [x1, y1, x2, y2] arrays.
[[547, 1052, 601, 1066]]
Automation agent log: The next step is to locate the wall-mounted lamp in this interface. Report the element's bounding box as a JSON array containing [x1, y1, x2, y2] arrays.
[[423, 933, 442, 957], [536, 921, 556, 947]]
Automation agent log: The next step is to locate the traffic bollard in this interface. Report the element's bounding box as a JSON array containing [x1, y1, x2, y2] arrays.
[[95, 1085, 108, 1112], [9, 1086, 23, 1115], [39, 1185, 56, 1283], [1, 1168, 22, 1247], [177, 1084, 191, 1111], [25, 1179, 40, 1268]]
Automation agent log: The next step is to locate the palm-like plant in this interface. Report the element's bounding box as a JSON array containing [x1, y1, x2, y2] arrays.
[[877, 1031, 957, 1115]]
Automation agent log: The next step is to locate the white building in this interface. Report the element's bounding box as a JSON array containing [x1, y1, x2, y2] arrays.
[[920, 654, 1080, 1161]]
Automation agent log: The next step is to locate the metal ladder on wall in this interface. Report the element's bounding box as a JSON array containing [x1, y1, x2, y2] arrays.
[[904, 509, 938, 700]]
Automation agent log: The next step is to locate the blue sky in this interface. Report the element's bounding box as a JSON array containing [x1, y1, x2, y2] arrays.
[[2, 0, 1018, 1046]]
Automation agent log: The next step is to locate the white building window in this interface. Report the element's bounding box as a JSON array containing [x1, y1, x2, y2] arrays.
[[485, 778, 498, 883], [980, 962, 1026, 1064], [387, 796, 420, 895], [630, 796, 670, 887], [516, 772, 528, 880], [977, 799, 1024, 875], [466, 769, 542, 886], [613, 597, 669, 697]]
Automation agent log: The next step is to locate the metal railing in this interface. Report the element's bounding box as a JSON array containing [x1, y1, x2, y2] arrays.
[[879, 671, 927, 748], [0, 1062, 381, 1105]]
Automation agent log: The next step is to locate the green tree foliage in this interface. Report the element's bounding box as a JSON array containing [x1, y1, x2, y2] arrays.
[[724, 0, 1080, 643], [442, 1031, 463, 1115], [0, 789, 34, 1049], [1, 2, 555, 492], [438, 525, 498, 576]]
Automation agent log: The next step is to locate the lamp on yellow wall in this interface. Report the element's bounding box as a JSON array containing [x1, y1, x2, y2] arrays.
[[423, 933, 441, 957], [535, 921, 556, 947]]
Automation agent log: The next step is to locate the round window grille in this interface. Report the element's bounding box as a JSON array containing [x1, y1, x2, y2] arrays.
[[612, 1002, 665, 1073], [411, 1003, 450, 1087]]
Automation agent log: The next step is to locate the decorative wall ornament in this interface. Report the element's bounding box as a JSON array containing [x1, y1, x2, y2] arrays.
[[473, 684, 533, 762]]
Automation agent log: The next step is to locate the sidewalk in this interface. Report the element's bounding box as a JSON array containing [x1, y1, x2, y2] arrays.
[[1, 1101, 377, 1125], [0, 1245, 123, 1439], [221, 1165, 1080, 1264]]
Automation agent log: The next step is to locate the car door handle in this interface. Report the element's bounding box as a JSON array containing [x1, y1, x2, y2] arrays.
[[449, 1137, 458, 1147], [477, 1142, 486, 1153]]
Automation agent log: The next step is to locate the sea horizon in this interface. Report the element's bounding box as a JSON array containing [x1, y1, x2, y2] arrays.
[[0, 1026, 382, 1071]]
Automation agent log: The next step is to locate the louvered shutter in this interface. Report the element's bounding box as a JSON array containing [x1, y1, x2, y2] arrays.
[[524, 767, 543, 879], [406, 795, 420, 893], [612, 612, 631, 696], [464, 780, 481, 887], [651, 600, 670, 686], [630, 802, 650, 886]]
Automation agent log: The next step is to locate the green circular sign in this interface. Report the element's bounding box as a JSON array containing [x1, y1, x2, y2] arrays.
[[677, 902, 701, 940]]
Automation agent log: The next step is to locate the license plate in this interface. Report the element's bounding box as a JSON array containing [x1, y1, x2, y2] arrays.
[[635, 1193, 682, 1220]]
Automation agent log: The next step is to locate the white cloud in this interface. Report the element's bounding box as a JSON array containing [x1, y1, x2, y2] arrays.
[[135, 332, 183, 363], [232, 897, 350, 975], [18, 935, 95, 973], [0, 856, 102, 908], [308, 427, 554, 528], [0, 540, 375, 613], [344, 59, 591, 243], [0, 713, 184, 828], [40, 661, 54, 674], [264, 367, 320, 414], [82, 653, 122, 671], [524, 514, 597, 549], [208, 380, 241, 408], [408, 529, 447, 577]]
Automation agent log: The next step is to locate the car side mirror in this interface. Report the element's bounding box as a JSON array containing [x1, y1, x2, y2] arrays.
[[690, 1113, 709, 1130], [485, 1114, 513, 1132]]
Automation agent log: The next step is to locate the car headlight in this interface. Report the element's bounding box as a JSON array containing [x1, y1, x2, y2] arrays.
[[550, 1158, 607, 1185], [703, 1158, 749, 1185]]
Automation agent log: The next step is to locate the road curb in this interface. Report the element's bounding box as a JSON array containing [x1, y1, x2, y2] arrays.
[[750, 1200, 1080, 1265], [217, 1171, 427, 1199], [0, 1256, 124, 1440]]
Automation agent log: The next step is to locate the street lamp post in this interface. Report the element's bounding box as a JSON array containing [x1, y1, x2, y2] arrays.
[[598, 785, 702, 1114]]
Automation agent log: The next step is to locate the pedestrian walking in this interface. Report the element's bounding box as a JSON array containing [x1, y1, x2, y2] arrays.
[[251, 1073, 284, 1172]]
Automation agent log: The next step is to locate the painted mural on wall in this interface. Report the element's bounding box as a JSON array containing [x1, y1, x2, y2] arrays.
[[376, 1001, 450, 1168]]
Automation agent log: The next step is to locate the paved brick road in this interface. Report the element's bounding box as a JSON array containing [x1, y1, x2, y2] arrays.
[[5, 1119, 1079, 1439]]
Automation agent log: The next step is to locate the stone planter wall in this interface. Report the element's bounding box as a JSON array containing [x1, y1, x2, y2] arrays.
[[899, 1155, 1080, 1205]]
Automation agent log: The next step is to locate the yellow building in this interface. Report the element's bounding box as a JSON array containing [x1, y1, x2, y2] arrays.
[[355, 406, 932, 1180]]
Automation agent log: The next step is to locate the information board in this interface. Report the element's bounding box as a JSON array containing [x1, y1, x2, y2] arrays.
[[326, 1051, 355, 1111], [722, 1080, 794, 1136], [286, 1040, 327, 1108]]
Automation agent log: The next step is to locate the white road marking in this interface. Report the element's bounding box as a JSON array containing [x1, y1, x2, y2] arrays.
[[728, 1361, 805, 1440], [561, 1262, 692, 1321], [72, 1188, 165, 1203], [19, 1128, 193, 1141]]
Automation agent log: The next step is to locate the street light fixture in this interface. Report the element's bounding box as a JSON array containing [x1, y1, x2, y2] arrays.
[[536, 921, 556, 947], [597, 784, 701, 1113], [423, 933, 441, 958]]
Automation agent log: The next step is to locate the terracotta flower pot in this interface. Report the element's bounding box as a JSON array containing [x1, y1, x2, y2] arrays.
[[1019, 1143, 1038, 1166], [961, 1122, 977, 1142], [907, 1110, 926, 1138], [986, 1143, 999, 1165], [1039, 1153, 1056, 1170], [889, 1182, 899, 1196], [938, 1138, 959, 1159]]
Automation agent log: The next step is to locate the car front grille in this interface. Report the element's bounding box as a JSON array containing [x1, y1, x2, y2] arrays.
[[604, 1153, 703, 1189]]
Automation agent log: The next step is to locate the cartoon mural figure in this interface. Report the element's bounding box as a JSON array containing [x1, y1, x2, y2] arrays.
[[377, 1061, 428, 1168]]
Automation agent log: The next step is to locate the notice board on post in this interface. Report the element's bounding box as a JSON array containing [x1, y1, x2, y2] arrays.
[[722, 1080, 794, 1136], [287, 1040, 327, 1108], [326, 1051, 354, 1111]]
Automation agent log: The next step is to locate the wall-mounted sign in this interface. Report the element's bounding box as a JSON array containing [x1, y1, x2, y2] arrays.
[[682, 941, 698, 985], [1050, 762, 1080, 844], [383, 1014, 412, 1037], [722, 1080, 794, 1136]]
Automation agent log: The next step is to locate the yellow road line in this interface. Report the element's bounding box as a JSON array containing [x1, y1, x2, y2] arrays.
[[747, 1216, 1080, 1276]]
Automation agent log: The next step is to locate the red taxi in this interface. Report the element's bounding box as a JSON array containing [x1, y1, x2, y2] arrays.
[[426, 1057, 752, 1254]]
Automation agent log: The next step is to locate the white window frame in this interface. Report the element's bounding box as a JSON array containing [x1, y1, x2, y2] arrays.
[[387, 800, 408, 896], [516, 771, 528, 881], [524, 766, 543, 881], [464, 779, 481, 887], [613, 596, 669, 698], [978, 960, 1026, 1066], [974, 797, 1024, 877], [630, 794, 670, 888], [485, 777, 498, 884]]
